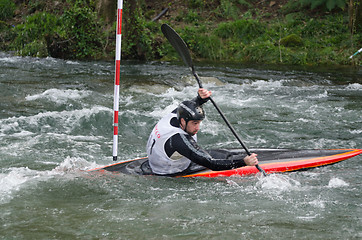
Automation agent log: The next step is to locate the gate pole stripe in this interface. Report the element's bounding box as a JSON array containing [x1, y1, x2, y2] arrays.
[[113, 0, 123, 161]]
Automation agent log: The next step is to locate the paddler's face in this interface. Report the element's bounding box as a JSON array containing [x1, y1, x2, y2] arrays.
[[181, 119, 202, 136]]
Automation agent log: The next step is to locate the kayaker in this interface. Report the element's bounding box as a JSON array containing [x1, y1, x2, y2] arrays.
[[146, 88, 259, 176]]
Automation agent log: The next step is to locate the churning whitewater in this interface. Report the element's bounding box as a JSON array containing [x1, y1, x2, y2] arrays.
[[0, 53, 361, 239]]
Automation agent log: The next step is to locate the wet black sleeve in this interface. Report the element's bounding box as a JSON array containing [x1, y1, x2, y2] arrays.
[[192, 94, 209, 107], [165, 133, 246, 171], [170, 94, 209, 115]]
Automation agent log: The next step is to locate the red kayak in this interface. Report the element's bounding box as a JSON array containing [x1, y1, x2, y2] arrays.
[[89, 148, 362, 178]]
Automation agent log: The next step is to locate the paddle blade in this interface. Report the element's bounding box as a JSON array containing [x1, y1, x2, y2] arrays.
[[161, 24, 193, 69]]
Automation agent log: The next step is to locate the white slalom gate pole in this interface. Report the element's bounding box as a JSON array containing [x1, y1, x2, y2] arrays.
[[113, 0, 123, 161]]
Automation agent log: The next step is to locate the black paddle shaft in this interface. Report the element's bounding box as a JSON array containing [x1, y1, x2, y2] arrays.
[[161, 24, 267, 176], [193, 71, 249, 153]]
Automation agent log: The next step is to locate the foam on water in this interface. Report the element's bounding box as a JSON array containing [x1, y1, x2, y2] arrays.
[[250, 79, 283, 90], [0, 157, 99, 204], [65, 60, 80, 65], [0, 106, 111, 135], [0, 167, 32, 203], [346, 83, 362, 90], [308, 199, 326, 208], [0, 167, 54, 204], [0, 54, 59, 68], [148, 102, 179, 118], [327, 177, 349, 188], [349, 129, 362, 135], [296, 214, 321, 221], [1, 58, 361, 239], [53, 156, 99, 173], [310, 90, 329, 99], [26, 88, 93, 104], [200, 119, 224, 136], [0, 56, 22, 63], [256, 174, 301, 193], [144, 85, 204, 118]]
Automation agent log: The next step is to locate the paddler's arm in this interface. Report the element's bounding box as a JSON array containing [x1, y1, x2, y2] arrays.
[[192, 88, 211, 106], [169, 88, 211, 114], [166, 133, 256, 171]]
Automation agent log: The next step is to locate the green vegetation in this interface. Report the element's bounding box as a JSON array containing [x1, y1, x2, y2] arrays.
[[296, 0, 346, 11], [2, 0, 105, 59], [59, 1, 105, 59], [12, 12, 59, 57], [0, 0, 15, 20], [1, 0, 361, 65]]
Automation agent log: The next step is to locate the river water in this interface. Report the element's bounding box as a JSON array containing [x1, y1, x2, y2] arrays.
[[0, 52, 361, 239]]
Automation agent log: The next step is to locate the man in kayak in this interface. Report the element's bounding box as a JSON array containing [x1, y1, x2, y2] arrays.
[[146, 88, 259, 176]]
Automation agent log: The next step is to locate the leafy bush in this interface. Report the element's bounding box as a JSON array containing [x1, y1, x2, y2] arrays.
[[0, 21, 16, 51], [19, 40, 48, 57], [4, 0, 358, 65], [121, 1, 155, 60], [12, 12, 59, 57], [10, 0, 106, 59], [60, 2, 105, 59], [14, 12, 59, 43], [0, 0, 15, 20]]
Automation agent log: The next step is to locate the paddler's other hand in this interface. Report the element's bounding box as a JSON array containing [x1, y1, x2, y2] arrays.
[[198, 88, 212, 99], [244, 153, 259, 166]]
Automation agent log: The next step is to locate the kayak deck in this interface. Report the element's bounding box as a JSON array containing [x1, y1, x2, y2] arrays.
[[89, 148, 362, 178]]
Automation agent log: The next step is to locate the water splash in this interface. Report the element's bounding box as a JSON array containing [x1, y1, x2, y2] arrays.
[[0, 106, 111, 135], [0, 157, 98, 204], [0, 167, 33, 203], [327, 177, 349, 188], [256, 174, 301, 193], [26, 88, 93, 104], [53, 156, 99, 173], [346, 83, 362, 90]]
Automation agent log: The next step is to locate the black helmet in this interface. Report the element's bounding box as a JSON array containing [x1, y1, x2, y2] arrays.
[[177, 101, 205, 123]]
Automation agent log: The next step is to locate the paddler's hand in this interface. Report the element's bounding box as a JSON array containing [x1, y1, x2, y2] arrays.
[[198, 88, 212, 99], [244, 153, 259, 166]]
